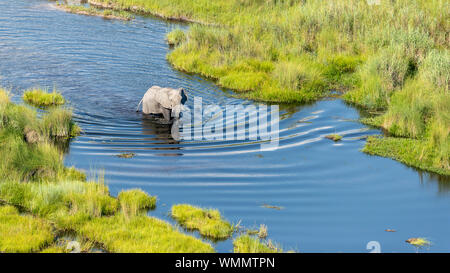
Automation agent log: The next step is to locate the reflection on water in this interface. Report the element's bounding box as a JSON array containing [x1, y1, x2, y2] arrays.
[[141, 116, 183, 156], [0, 0, 449, 252]]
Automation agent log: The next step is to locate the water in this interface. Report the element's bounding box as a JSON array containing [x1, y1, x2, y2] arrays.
[[1, 0, 449, 253]]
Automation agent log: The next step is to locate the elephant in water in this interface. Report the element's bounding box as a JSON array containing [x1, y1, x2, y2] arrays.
[[136, 86, 188, 122]]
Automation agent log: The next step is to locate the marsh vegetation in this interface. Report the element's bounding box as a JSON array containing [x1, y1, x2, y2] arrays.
[[233, 235, 282, 253], [85, 0, 449, 175], [171, 204, 234, 240]]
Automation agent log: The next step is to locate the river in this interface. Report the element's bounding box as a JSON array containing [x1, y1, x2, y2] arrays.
[[0, 0, 449, 252]]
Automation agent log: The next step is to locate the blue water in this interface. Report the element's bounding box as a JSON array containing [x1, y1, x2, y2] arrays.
[[0, 0, 448, 252]]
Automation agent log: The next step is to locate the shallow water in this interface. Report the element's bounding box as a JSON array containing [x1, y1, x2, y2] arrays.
[[1, 0, 449, 252]]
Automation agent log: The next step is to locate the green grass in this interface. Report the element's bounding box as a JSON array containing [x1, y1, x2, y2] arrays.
[[57, 3, 134, 21], [166, 29, 186, 47], [171, 204, 233, 240], [0, 205, 54, 253], [40, 246, 68, 253], [75, 214, 215, 253], [0, 132, 67, 182], [42, 107, 81, 139], [0, 180, 216, 253], [23, 88, 65, 107], [363, 136, 449, 176], [233, 235, 281, 253], [0, 89, 82, 182], [0, 180, 116, 218], [118, 189, 156, 217]]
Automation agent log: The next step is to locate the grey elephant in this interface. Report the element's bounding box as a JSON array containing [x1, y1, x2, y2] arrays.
[[136, 86, 188, 122]]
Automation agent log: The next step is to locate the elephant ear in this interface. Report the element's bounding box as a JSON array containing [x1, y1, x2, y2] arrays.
[[167, 88, 183, 108], [179, 88, 187, 105], [157, 88, 174, 109]]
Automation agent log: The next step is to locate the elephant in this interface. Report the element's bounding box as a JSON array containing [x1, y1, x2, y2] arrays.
[[136, 86, 188, 122]]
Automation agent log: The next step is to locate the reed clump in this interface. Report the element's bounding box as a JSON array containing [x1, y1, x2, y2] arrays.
[[118, 189, 156, 217]]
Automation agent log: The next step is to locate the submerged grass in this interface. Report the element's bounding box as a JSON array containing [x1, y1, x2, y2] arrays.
[[171, 204, 233, 240], [406, 237, 432, 247], [325, 134, 342, 142]]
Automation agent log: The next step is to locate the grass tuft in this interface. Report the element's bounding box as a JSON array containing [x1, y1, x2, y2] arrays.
[[42, 107, 81, 139], [118, 189, 156, 217], [405, 237, 432, 247], [233, 235, 281, 253], [167, 29, 187, 47], [23, 88, 65, 107], [171, 204, 233, 239]]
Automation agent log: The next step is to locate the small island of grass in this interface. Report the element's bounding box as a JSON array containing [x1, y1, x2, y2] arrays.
[[325, 134, 343, 142], [23, 88, 65, 107], [171, 204, 233, 240]]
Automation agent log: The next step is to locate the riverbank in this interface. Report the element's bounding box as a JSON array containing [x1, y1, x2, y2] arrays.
[[83, 0, 449, 176], [88, 0, 204, 24], [55, 2, 134, 21]]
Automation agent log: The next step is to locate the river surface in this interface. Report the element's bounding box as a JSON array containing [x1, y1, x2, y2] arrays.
[[1, 0, 449, 252]]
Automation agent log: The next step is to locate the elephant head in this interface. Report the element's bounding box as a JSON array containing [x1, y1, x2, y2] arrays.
[[159, 88, 187, 109]]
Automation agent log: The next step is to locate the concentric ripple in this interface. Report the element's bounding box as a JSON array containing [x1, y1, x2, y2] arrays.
[[1, 0, 449, 253]]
